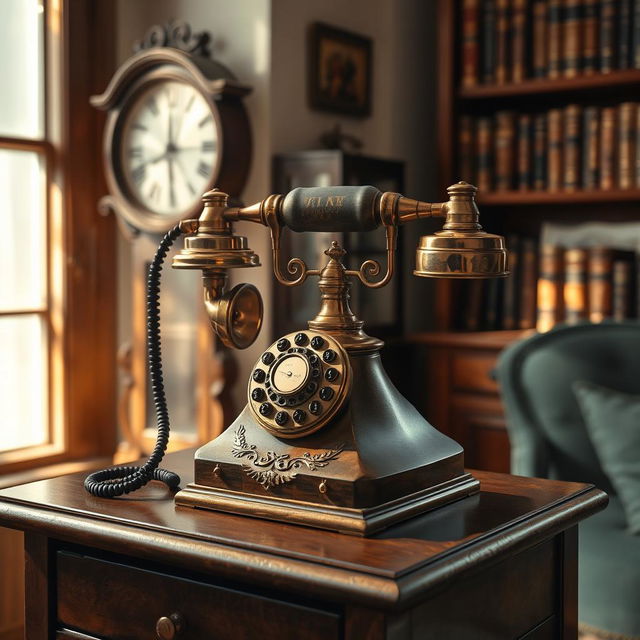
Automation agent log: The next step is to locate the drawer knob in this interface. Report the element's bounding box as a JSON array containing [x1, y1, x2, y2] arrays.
[[156, 612, 185, 639]]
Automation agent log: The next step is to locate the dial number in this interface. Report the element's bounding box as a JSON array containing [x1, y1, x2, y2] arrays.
[[120, 80, 219, 216]]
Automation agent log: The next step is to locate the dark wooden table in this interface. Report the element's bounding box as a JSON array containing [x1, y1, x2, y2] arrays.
[[0, 448, 606, 640]]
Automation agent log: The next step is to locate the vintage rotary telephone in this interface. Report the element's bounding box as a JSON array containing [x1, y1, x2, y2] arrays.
[[86, 181, 507, 535]]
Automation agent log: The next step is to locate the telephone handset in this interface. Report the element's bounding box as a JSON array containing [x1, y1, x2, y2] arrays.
[[86, 182, 508, 535]]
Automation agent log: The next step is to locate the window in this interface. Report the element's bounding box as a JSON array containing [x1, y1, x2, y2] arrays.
[[0, 0, 117, 473]]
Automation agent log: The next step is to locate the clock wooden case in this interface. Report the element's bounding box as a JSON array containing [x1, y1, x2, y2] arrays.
[[91, 30, 252, 233]]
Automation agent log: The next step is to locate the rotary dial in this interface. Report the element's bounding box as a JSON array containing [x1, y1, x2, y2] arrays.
[[248, 330, 351, 438]]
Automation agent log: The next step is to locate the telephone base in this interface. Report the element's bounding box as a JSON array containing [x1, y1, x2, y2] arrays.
[[174, 472, 480, 536]]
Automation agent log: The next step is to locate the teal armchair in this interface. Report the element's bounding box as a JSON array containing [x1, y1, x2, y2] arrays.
[[496, 322, 640, 640]]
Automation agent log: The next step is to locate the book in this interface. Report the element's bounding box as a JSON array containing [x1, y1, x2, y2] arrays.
[[619, 0, 633, 69], [600, 106, 617, 190], [618, 102, 636, 189], [495, 110, 516, 190], [476, 117, 493, 192], [587, 246, 614, 322], [537, 244, 564, 332], [563, 104, 582, 191], [636, 104, 640, 186], [562, 0, 582, 77], [517, 113, 532, 190], [582, 0, 599, 74], [633, 0, 640, 69], [459, 115, 475, 183], [532, 0, 548, 77], [482, 0, 497, 83], [582, 106, 600, 189], [613, 254, 637, 319], [502, 234, 520, 329], [533, 113, 547, 190], [462, 0, 480, 87], [511, 0, 528, 81], [564, 247, 589, 323], [548, 0, 564, 78], [519, 238, 539, 329], [495, 0, 511, 84], [548, 109, 564, 191], [600, 0, 617, 73]]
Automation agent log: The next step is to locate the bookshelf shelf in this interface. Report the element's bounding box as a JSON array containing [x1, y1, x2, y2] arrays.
[[459, 70, 640, 101], [478, 189, 640, 206]]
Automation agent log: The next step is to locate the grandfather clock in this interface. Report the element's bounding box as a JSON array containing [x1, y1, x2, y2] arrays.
[[91, 22, 252, 460]]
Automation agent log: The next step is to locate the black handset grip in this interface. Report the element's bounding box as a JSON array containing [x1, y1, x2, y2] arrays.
[[281, 186, 381, 232]]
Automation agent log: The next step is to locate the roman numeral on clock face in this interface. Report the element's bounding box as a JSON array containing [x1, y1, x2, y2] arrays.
[[132, 164, 146, 185], [197, 162, 211, 178], [201, 140, 216, 152]]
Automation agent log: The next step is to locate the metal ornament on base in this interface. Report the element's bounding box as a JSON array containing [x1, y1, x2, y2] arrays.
[[172, 182, 507, 535]]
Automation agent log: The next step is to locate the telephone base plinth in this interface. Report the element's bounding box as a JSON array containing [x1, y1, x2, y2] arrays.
[[175, 473, 479, 536]]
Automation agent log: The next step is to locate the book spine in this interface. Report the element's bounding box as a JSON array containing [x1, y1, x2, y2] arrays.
[[548, 108, 564, 191], [495, 111, 517, 190], [533, 0, 549, 77], [588, 246, 613, 322], [511, 0, 528, 81], [459, 115, 476, 183], [477, 117, 494, 192], [537, 244, 565, 332], [618, 102, 636, 188], [636, 104, 640, 186], [519, 238, 539, 329], [482, 0, 497, 82], [562, 0, 583, 77], [600, 0, 617, 72], [533, 113, 548, 189], [619, 0, 632, 69], [633, 0, 640, 68], [517, 113, 532, 190], [582, 0, 599, 73], [462, 0, 481, 87], [495, 0, 511, 84], [600, 106, 617, 190], [564, 248, 589, 323], [502, 234, 520, 329], [563, 104, 582, 190], [582, 106, 600, 189], [613, 259, 634, 319], [548, 0, 564, 77]]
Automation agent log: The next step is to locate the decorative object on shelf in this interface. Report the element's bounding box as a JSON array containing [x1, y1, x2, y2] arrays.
[[318, 123, 363, 152], [92, 21, 252, 234], [91, 23, 248, 459], [308, 22, 372, 117]]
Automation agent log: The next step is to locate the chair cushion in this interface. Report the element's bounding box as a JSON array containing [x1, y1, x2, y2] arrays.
[[580, 496, 640, 637], [574, 381, 640, 535]]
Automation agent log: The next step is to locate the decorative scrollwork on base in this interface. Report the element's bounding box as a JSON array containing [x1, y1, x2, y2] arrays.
[[232, 426, 343, 490]]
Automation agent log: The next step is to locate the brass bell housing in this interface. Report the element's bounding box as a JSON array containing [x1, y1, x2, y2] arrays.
[[413, 182, 508, 278]]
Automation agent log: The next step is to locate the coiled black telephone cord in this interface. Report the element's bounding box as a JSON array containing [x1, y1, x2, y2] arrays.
[[84, 225, 183, 498]]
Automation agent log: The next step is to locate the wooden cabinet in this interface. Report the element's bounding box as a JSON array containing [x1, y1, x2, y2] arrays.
[[402, 330, 530, 473], [0, 448, 606, 639]]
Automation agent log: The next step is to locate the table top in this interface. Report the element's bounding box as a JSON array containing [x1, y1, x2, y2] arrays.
[[0, 448, 607, 610]]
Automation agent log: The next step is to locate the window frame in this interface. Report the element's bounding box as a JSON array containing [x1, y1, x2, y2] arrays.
[[0, 0, 117, 474]]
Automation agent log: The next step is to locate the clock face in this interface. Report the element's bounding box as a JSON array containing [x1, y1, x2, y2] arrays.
[[119, 80, 220, 216]]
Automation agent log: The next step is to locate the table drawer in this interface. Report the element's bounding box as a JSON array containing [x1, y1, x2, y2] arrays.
[[451, 351, 500, 395], [57, 552, 341, 640]]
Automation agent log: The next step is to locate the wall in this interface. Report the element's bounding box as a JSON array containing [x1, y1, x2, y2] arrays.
[[114, 0, 438, 412]]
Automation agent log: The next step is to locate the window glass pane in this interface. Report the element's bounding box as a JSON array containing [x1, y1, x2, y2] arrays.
[[0, 149, 46, 311], [0, 314, 48, 452], [0, 0, 44, 138]]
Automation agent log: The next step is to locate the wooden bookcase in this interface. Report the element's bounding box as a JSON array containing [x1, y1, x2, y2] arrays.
[[405, 0, 640, 472]]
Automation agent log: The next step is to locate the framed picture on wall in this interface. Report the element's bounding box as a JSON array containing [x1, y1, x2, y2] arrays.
[[308, 22, 372, 117]]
